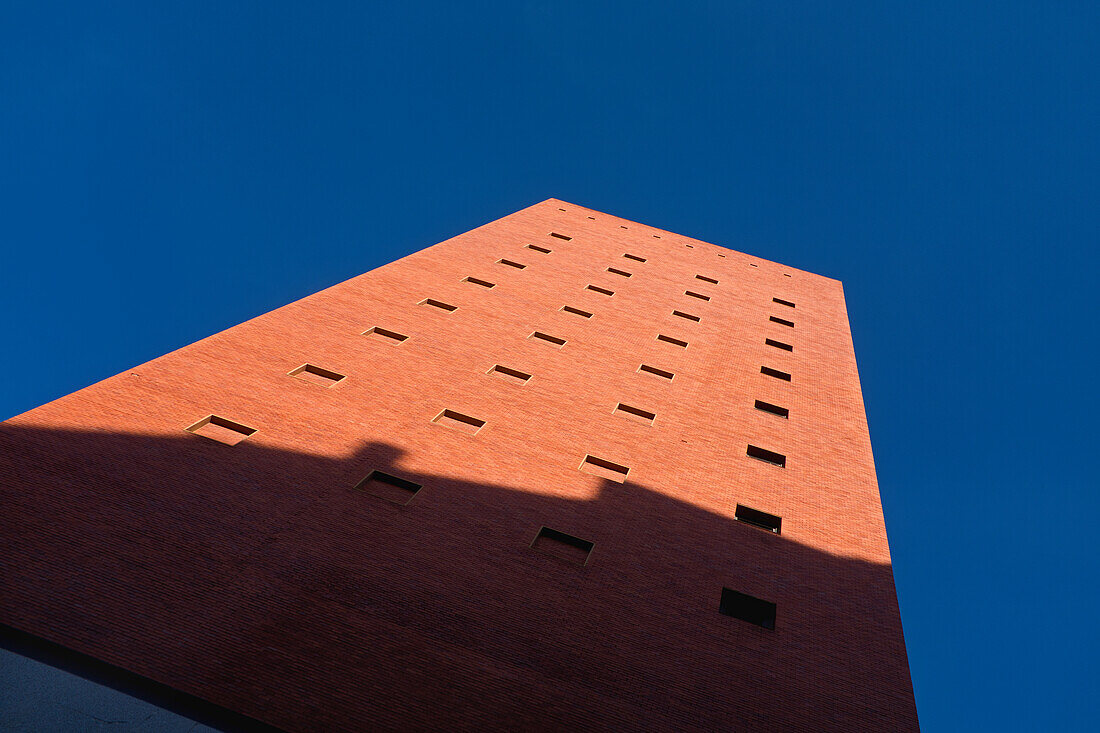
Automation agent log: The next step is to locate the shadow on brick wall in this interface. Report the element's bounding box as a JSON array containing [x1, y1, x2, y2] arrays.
[[0, 425, 918, 732]]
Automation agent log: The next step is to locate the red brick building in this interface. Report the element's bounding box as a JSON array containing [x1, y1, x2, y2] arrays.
[[0, 200, 918, 730]]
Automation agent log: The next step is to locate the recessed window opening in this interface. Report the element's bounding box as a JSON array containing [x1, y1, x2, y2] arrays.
[[532, 527, 594, 565], [685, 290, 711, 301], [587, 216, 595, 220], [497, 259, 527, 269], [623, 253, 646, 262], [561, 305, 593, 318], [719, 588, 776, 630], [754, 400, 789, 419], [463, 276, 496, 288], [614, 403, 656, 425], [672, 310, 700, 322], [769, 316, 794, 327], [184, 415, 256, 446], [620, 225, 628, 229], [558, 207, 566, 211], [530, 331, 567, 348], [773, 297, 795, 308], [653, 234, 662, 239], [761, 366, 792, 381], [657, 334, 688, 348], [579, 454, 630, 483], [638, 364, 675, 381], [735, 505, 782, 534], [419, 298, 458, 312], [363, 327, 409, 343], [783, 273, 792, 277], [696, 274, 719, 284], [607, 267, 632, 277], [288, 364, 346, 387], [355, 470, 422, 505], [765, 338, 793, 352], [527, 244, 552, 253], [749, 263, 758, 268], [432, 409, 486, 434], [717, 254, 726, 258], [586, 284, 615, 296], [549, 232, 572, 241], [747, 444, 786, 468], [487, 364, 532, 384], [684, 244, 694, 248]]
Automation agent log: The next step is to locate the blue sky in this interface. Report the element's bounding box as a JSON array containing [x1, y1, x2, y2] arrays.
[[2, 2, 1098, 729]]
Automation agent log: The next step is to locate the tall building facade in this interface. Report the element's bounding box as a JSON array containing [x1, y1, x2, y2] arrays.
[[0, 200, 918, 730]]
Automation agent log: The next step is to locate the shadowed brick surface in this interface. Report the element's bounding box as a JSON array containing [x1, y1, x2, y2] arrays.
[[0, 199, 918, 731]]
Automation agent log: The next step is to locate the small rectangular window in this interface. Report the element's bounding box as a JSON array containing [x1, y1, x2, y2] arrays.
[[363, 326, 409, 343], [287, 364, 346, 388], [530, 331, 567, 348], [419, 298, 457, 312], [657, 334, 688, 348], [532, 527, 594, 566], [754, 400, 789, 419], [685, 290, 711, 301], [623, 253, 646, 262], [761, 366, 792, 381], [672, 310, 700, 322], [719, 588, 776, 630], [769, 316, 794, 327], [765, 338, 793, 352], [735, 505, 782, 534], [607, 267, 632, 277], [586, 285, 615, 296], [614, 403, 655, 425], [497, 258, 527, 269], [355, 470, 422, 505], [696, 274, 719, 284], [747, 444, 786, 468], [638, 364, 674, 381], [549, 232, 572, 241], [749, 263, 758, 268], [432, 409, 486, 435], [463, 276, 496, 288], [487, 364, 532, 384], [579, 454, 630, 483], [684, 243, 693, 247], [560, 305, 593, 318], [653, 234, 662, 239], [184, 415, 256, 446], [527, 244, 552, 253], [773, 297, 795, 308]]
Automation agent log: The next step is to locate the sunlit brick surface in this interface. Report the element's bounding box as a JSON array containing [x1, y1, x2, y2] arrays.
[[0, 199, 918, 731]]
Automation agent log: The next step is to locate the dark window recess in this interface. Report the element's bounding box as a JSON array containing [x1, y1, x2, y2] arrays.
[[754, 400, 789, 419], [288, 364, 346, 387], [420, 298, 457, 312], [769, 316, 794, 327], [561, 305, 593, 318], [684, 244, 694, 248], [580, 454, 630, 482], [432, 409, 486, 434], [355, 470, 422, 505], [749, 263, 758, 268], [672, 310, 700, 322], [735, 504, 782, 534], [587, 216, 595, 220], [685, 290, 711, 301], [773, 297, 796, 308], [184, 415, 257, 446], [607, 267, 632, 277], [761, 366, 792, 381], [623, 253, 647, 262], [549, 232, 572, 241], [765, 338, 793, 352], [719, 588, 776, 630], [488, 364, 532, 384], [717, 254, 726, 258], [530, 331, 567, 347], [364, 327, 409, 343], [587, 285, 615, 296], [497, 259, 527, 269], [747, 444, 786, 468], [532, 527, 594, 565], [620, 225, 629, 229], [657, 334, 688, 348], [614, 403, 656, 425], [783, 273, 792, 277], [696, 274, 719, 284], [558, 207, 566, 211], [527, 244, 552, 253], [639, 364, 675, 381], [463, 276, 496, 288]]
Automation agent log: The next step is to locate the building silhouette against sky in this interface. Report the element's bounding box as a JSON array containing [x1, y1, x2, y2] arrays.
[[0, 200, 918, 730]]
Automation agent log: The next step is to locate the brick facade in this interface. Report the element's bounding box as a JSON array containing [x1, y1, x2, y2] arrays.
[[0, 199, 918, 730]]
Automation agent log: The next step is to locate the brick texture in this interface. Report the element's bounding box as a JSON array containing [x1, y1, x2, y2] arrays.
[[0, 199, 919, 731]]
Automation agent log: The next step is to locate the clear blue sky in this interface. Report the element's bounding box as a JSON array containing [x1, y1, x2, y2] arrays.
[[1, 2, 1097, 730]]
